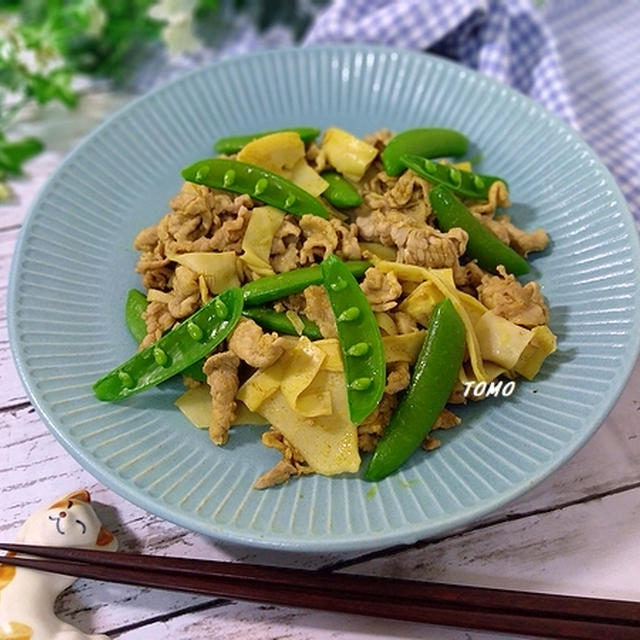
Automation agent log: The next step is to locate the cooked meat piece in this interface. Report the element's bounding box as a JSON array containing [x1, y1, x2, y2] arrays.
[[474, 212, 548, 257], [388, 170, 430, 207], [356, 209, 468, 268], [395, 223, 468, 268], [161, 183, 227, 247], [478, 266, 549, 327], [158, 184, 253, 254], [467, 180, 510, 215], [254, 459, 298, 490], [494, 216, 549, 256], [423, 436, 441, 451], [331, 219, 362, 260], [476, 214, 511, 244], [391, 311, 419, 335], [271, 243, 301, 273], [358, 171, 432, 222], [254, 428, 312, 489], [139, 301, 175, 349], [385, 170, 433, 222], [303, 285, 337, 338], [166, 265, 200, 319], [299, 215, 338, 264], [273, 292, 306, 314], [433, 408, 461, 430], [363, 128, 393, 149], [357, 393, 398, 452], [208, 204, 252, 252], [420, 409, 460, 451], [358, 363, 410, 452], [203, 351, 240, 445], [453, 260, 487, 290], [270, 216, 302, 273], [356, 209, 402, 246], [133, 225, 159, 251], [134, 224, 173, 289], [385, 362, 411, 394], [448, 380, 470, 405], [305, 142, 327, 172], [136, 255, 173, 291], [228, 317, 288, 368], [168, 181, 226, 220], [360, 267, 403, 312]]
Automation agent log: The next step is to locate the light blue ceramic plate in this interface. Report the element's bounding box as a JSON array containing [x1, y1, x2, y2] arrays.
[[9, 46, 640, 552]]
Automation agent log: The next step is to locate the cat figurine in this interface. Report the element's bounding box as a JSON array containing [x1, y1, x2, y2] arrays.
[[0, 489, 118, 640]]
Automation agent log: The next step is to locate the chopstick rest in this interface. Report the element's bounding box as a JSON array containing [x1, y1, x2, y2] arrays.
[[0, 489, 117, 640]]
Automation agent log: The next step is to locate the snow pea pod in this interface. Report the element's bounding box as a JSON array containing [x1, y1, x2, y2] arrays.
[[124, 289, 207, 382], [320, 171, 363, 208], [401, 153, 506, 200], [381, 128, 468, 176], [321, 255, 385, 425], [182, 158, 329, 219], [242, 307, 322, 340], [125, 289, 149, 344], [429, 185, 530, 276], [93, 287, 243, 401], [365, 298, 465, 481], [214, 127, 320, 154], [242, 260, 371, 307], [182, 158, 329, 218]]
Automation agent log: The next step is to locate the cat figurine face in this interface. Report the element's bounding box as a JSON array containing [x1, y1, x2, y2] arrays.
[[13, 489, 117, 550], [0, 489, 117, 640]]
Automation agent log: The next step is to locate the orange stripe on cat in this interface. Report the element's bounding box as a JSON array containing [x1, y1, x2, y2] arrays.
[[65, 489, 91, 503], [96, 525, 114, 547], [48, 490, 91, 510], [0, 561, 16, 591], [1, 620, 34, 639]]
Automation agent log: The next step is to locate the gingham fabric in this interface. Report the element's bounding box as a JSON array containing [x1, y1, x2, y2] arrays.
[[304, 0, 640, 228]]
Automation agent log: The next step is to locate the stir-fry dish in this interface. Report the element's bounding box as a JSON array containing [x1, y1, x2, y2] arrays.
[[93, 126, 556, 488]]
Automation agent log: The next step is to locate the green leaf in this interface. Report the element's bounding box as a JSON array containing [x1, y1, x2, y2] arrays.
[[0, 0, 22, 10], [197, 0, 221, 10], [0, 136, 44, 174], [27, 68, 77, 107]]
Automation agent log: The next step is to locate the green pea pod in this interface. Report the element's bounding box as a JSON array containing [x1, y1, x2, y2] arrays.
[[214, 127, 320, 154], [365, 298, 465, 481], [181, 360, 207, 382], [182, 158, 329, 219], [381, 128, 468, 176], [321, 255, 385, 425], [242, 260, 371, 307], [124, 288, 208, 382], [242, 307, 322, 340], [320, 171, 363, 208], [429, 185, 530, 276], [94, 287, 243, 401], [125, 289, 149, 344], [401, 153, 506, 200]]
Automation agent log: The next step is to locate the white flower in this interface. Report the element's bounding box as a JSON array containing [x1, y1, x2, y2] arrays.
[[149, 0, 199, 20], [148, 0, 203, 57], [163, 17, 202, 56], [85, 1, 107, 37]]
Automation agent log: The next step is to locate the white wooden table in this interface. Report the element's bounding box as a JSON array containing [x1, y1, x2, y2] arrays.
[[2, 90, 639, 640]]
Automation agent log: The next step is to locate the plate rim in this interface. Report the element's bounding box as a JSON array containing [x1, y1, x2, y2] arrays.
[[8, 43, 640, 552]]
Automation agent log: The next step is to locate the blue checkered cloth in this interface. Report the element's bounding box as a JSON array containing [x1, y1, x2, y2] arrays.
[[303, 0, 640, 229]]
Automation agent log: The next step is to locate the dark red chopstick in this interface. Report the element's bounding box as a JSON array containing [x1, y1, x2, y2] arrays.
[[2, 543, 638, 639]]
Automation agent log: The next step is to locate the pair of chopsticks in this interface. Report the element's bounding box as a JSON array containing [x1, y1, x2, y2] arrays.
[[1, 542, 638, 639]]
